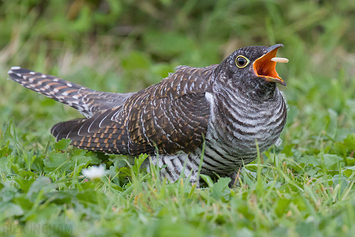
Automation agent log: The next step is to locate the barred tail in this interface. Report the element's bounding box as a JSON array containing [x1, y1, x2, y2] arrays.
[[8, 66, 134, 118], [8, 67, 96, 116]]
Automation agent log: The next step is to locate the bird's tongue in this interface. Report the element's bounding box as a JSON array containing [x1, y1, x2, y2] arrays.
[[253, 46, 288, 86]]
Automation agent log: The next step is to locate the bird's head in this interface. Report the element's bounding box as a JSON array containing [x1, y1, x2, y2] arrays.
[[215, 44, 288, 92]]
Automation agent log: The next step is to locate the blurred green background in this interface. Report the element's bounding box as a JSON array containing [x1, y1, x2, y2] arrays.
[[2, 0, 355, 236]]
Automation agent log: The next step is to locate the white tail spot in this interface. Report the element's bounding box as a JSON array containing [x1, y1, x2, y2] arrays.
[[67, 83, 73, 87], [29, 71, 36, 75], [11, 66, 21, 70], [41, 74, 47, 78]]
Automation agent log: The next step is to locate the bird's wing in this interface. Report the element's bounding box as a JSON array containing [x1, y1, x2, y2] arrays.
[[51, 107, 134, 155], [51, 65, 217, 155], [8, 67, 134, 118]]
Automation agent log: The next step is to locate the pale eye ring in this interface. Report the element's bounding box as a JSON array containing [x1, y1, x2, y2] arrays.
[[235, 55, 250, 68]]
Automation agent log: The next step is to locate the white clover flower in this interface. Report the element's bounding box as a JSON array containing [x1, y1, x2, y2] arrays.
[[82, 165, 106, 179]]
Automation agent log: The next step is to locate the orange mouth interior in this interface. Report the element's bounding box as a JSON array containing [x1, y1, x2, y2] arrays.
[[253, 47, 286, 85]]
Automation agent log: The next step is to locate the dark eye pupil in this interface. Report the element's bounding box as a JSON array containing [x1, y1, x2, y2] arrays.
[[237, 57, 246, 66]]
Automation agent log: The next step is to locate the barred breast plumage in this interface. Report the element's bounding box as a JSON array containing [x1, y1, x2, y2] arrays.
[[8, 44, 288, 186]]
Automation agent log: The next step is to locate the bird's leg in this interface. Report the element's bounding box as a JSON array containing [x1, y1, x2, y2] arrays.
[[228, 168, 241, 188]]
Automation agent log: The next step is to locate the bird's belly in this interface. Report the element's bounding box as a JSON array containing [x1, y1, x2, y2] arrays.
[[202, 112, 286, 175], [146, 108, 286, 181]]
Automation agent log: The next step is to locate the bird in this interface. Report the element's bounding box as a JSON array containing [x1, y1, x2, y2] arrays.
[[8, 44, 288, 186]]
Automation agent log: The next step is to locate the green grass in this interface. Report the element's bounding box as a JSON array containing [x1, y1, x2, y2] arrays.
[[1, 0, 355, 236]]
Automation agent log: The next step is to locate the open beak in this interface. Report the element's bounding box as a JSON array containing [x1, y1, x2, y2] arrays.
[[253, 44, 288, 86]]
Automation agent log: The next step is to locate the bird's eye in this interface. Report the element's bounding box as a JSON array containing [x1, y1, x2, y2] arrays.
[[235, 55, 250, 68]]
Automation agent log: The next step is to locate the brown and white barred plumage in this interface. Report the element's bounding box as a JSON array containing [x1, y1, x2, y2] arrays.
[[8, 44, 288, 185]]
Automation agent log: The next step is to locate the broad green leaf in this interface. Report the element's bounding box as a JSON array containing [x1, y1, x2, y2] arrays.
[[26, 177, 53, 202], [344, 134, 355, 150], [0, 203, 24, 220], [44, 152, 71, 173], [53, 139, 71, 151], [211, 177, 231, 201]]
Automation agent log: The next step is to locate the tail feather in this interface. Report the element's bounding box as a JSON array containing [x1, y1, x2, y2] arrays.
[[8, 67, 134, 118]]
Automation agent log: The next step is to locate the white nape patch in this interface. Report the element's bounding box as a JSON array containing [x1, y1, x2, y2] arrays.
[[23, 76, 27, 79], [11, 66, 21, 70], [7, 70, 13, 74], [62, 92, 68, 96], [29, 71, 36, 75], [44, 85, 50, 89], [205, 92, 215, 121], [53, 88, 59, 93], [29, 78, 34, 83], [67, 83, 73, 87], [41, 74, 47, 78]]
